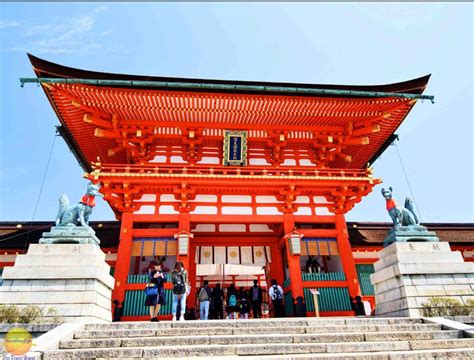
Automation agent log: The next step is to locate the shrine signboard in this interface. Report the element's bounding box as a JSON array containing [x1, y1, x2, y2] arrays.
[[223, 130, 248, 166]]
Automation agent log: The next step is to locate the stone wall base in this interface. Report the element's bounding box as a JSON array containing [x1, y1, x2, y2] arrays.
[[0, 243, 114, 323], [371, 242, 474, 317]]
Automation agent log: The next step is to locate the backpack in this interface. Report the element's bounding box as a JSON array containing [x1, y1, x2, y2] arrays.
[[228, 294, 237, 307], [198, 287, 210, 302], [172, 273, 186, 295], [272, 285, 283, 301]]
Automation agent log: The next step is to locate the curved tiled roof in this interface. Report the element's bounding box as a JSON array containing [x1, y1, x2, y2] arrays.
[[28, 54, 431, 95], [27, 55, 431, 172]]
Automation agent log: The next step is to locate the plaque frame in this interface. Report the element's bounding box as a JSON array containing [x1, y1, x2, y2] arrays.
[[223, 130, 248, 166]]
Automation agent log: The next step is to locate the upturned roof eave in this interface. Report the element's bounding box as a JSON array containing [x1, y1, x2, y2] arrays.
[[27, 53, 431, 97]]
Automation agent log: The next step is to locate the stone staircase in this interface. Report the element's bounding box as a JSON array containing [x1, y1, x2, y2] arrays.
[[42, 317, 474, 359]]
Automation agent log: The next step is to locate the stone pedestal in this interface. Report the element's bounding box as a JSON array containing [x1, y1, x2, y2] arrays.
[[39, 226, 100, 245], [371, 242, 474, 317], [0, 242, 114, 323], [383, 225, 439, 247]]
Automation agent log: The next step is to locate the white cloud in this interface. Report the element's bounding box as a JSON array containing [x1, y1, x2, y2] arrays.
[[1, 6, 113, 55], [91, 5, 108, 14], [100, 30, 112, 37], [0, 20, 20, 29], [26, 15, 94, 37]]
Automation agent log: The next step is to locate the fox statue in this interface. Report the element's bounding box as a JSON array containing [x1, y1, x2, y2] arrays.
[[56, 182, 103, 227], [381, 187, 420, 229]]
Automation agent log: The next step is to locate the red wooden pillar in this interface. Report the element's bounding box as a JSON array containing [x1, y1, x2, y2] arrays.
[[187, 240, 197, 310], [269, 240, 284, 288], [177, 209, 191, 269], [111, 211, 134, 305], [283, 212, 303, 301], [335, 213, 361, 298], [177, 210, 196, 309]]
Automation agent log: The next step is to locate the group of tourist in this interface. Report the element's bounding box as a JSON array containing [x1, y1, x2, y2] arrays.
[[144, 260, 190, 322], [198, 279, 285, 320], [220, 280, 263, 320], [143, 260, 285, 321]]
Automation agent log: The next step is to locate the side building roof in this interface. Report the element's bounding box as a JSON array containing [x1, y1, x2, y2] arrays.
[[0, 221, 472, 251], [348, 222, 474, 247]]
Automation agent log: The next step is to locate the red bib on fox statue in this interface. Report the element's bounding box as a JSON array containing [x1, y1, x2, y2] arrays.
[[386, 198, 396, 211], [81, 194, 96, 207]]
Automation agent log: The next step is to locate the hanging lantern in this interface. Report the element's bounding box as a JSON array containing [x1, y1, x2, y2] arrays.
[[284, 230, 304, 255], [174, 230, 194, 256]]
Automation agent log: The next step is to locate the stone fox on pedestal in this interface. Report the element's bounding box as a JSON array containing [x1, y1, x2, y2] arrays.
[[381, 187, 420, 229], [56, 182, 102, 227]]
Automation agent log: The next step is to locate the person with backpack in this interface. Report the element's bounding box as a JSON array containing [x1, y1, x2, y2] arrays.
[[268, 279, 285, 318], [144, 261, 166, 322], [171, 261, 189, 321], [198, 280, 212, 320], [210, 282, 224, 319], [238, 287, 250, 320], [249, 279, 263, 318], [226, 284, 238, 319]]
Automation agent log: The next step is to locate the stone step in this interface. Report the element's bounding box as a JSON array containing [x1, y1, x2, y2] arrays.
[[43, 341, 404, 360], [409, 338, 474, 350], [83, 317, 423, 330], [43, 338, 474, 359], [304, 323, 441, 335], [346, 330, 460, 343], [61, 330, 460, 349], [62, 333, 359, 349], [73, 323, 442, 339], [93, 347, 472, 360]]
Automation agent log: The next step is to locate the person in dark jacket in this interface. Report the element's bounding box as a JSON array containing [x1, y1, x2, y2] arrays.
[[144, 261, 166, 322], [171, 261, 189, 321], [354, 296, 366, 316], [210, 283, 224, 319], [238, 287, 250, 319], [249, 279, 263, 318]]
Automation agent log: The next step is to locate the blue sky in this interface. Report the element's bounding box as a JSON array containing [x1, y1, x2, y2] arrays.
[[0, 3, 473, 223]]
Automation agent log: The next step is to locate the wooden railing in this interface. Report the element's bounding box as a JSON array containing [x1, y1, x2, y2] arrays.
[[94, 163, 373, 180], [302, 272, 346, 282], [122, 271, 356, 318], [123, 289, 173, 316], [302, 272, 353, 314], [127, 273, 172, 283], [303, 287, 352, 312], [356, 264, 375, 296], [284, 291, 294, 316], [123, 273, 174, 319]]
